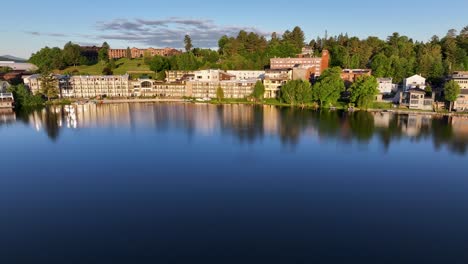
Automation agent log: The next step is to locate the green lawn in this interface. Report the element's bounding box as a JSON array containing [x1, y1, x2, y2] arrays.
[[58, 58, 153, 76]]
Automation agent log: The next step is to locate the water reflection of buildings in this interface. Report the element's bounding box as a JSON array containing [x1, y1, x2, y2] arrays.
[[400, 114, 433, 137], [20, 104, 468, 155], [0, 109, 16, 125]]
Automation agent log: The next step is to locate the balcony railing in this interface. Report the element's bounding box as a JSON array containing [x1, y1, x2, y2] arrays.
[[0, 93, 14, 100]]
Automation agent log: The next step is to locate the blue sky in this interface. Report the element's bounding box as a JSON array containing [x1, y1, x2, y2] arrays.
[[2, 0, 468, 58]]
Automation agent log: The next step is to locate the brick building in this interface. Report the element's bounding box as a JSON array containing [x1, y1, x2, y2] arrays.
[[341, 69, 372, 86], [109, 47, 182, 59], [270, 50, 329, 79]]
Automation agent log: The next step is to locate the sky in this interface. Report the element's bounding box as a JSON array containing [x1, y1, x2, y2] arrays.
[[2, 0, 467, 59]]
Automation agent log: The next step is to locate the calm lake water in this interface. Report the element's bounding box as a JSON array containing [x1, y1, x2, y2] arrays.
[[1, 103, 468, 263]]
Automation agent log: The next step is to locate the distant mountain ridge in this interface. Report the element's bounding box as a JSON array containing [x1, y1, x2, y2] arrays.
[[0, 55, 27, 62]]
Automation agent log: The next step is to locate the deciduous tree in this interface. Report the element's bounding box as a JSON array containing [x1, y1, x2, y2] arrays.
[[349, 75, 379, 109], [444, 80, 461, 112], [312, 67, 345, 107]]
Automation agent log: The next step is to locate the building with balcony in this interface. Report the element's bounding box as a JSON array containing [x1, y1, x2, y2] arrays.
[[166, 71, 196, 83], [263, 69, 292, 99], [67, 75, 130, 98], [403, 88, 433, 111], [187, 79, 257, 99], [131, 79, 186, 97]]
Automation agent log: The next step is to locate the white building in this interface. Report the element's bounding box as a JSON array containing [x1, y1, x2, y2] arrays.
[[377, 78, 398, 94], [403, 74, 426, 91], [226, 70, 265, 80], [24, 74, 130, 98], [68, 75, 130, 98], [193, 70, 235, 82]]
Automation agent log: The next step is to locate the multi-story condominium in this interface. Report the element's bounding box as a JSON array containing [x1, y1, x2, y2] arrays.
[[166, 71, 196, 83], [377, 78, 398, 94], [131, 79, 186, 97], [263, 69, 292, 99], [24, 74, 130, 98], [108, 47, 182, 59], [226, 70, 265, 80], [451, 72, 468, 111], [187, 79, 257, 99], [270, 50, 329, 78], [403, 74, 426, 91], [67, 75, 130, 98]]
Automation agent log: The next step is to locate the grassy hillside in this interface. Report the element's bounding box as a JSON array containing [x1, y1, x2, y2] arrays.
[[58, 58, 154, 76]]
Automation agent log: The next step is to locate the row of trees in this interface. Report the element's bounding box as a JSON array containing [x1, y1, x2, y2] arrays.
[[319, 26, 468, 85], [29, 42, 111, 73], [277, 67, 378, 109], [28, 26, 467, 84], [145, 25, 467, 84]]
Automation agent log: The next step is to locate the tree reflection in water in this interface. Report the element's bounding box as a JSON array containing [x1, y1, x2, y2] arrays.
[[12, 103, 468, 155]]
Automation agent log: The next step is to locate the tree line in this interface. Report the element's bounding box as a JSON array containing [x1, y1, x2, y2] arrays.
[[28, 25, 468, 85]]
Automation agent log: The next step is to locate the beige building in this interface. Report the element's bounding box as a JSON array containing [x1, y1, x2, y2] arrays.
[[187, 79, 257, 99], [23, 74, 70, 96], [24, 74, 130, 98], [263, 69, 291, 99], [131, 79, 186, 97], [67, 75, 130, 98], [451, 71, 468, 89], [166, 71, 196, 83]]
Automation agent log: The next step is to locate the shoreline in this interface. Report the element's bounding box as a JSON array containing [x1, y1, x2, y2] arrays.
[[46, 98, 468, 117]]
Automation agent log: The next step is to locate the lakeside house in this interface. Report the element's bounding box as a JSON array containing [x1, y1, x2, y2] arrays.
[[402, 88, 434, 111]]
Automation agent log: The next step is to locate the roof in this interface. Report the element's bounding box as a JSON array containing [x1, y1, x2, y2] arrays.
[[407, 88, 426, 94], [405, 74, 425, 80], [452, 72, 468, 79], [377, 77, 393, 82]]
